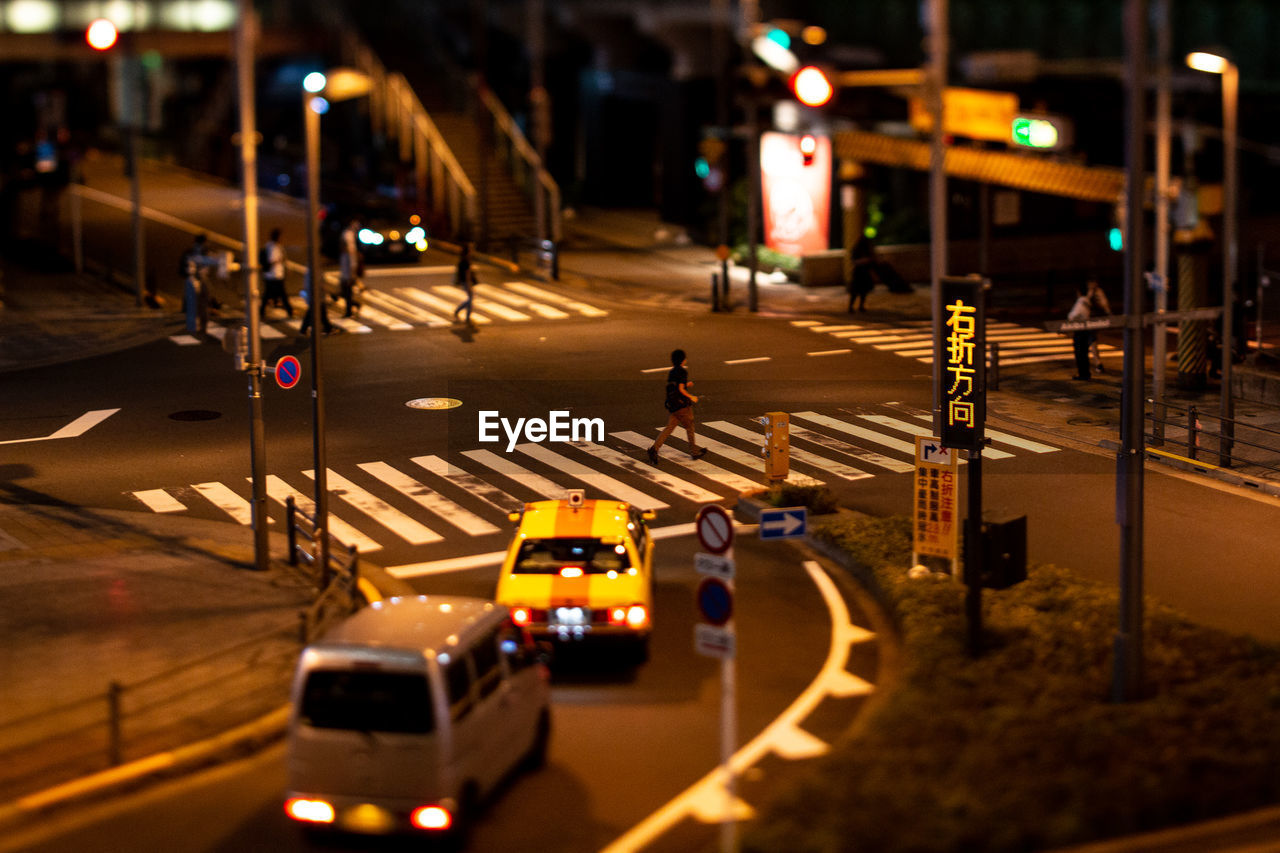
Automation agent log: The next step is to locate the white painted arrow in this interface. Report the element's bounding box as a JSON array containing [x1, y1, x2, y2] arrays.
[[0, 409, 120, 445]]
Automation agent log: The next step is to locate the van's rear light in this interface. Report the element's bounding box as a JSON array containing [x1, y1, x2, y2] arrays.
[[411, 805, 453, 831], [511, 607, 532, 626], [285, 797, 336, 824]]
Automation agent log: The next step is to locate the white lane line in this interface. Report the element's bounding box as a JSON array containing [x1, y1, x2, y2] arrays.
[[793, 411, 917, 456], [462, 449, 564, 499], [788, 424, 915, 473], [357, 461, 499, 536], [399, 286, 493, 323], [193, 482, 254, 525], [908, 415, 1059, 453], [807, 349, 852, 357], [569, 441, 723, 504], [611, 431, 762, 494], [859, 414, 1014, 459], [132, 489, 185, 513], [600, 560, 874, 851], [475, 283, 570, 319], [641, 366, 669, 374], [330, 315, 375, 334], [515, 443, 669, 511], [411, 455, 524, 515], [432, 285, 531, 322], [263, 475, 381, 553], [504, 281, 609, 317], [704, 421, 874, 482], [170, 334, 201, 346], [2, 408, 122, 445], [303, 469, 442, 545], [724, 356, 771, 365]]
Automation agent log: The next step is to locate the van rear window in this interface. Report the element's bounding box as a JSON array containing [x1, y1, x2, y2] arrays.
[[300, 670, 434, 734], [513, 537, 630, 574]]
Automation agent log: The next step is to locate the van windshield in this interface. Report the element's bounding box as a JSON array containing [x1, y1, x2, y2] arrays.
[[513, 537, 631, 574], [300, 669, 434, 734]]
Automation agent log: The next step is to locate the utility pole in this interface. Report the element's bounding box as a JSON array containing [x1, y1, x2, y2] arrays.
[[924, 0, 949, 437], [1114, 0, 1147, 703], [236, 0, 268, 571]]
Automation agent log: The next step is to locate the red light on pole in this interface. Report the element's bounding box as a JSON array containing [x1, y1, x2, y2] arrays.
[[799, 133, 817, 166], [85, 18, 119, 51], [790, 66, 833, 108]]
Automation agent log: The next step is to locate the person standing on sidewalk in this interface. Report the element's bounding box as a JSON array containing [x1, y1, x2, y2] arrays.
[[648, 348, 709, 464], [260, 227, 291, 319], [1068, 283, 1093, 381], [1086, 276, 1110, 373], [338, 218, 362, 318], [452, 242, 477, 326], [181, 233, 212, 334]]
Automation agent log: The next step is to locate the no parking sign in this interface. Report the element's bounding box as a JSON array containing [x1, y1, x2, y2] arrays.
[[273, 355, 301, 390]]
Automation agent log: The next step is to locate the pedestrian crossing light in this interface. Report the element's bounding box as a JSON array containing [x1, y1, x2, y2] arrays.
[[790, 66, 834, 108], [760, 412, 790, 482], [1108, 226, 1124, 251], [799, 133, 817, 166]]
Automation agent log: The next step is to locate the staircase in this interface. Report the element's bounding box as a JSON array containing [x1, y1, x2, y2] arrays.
[[430, 113, 537, 247]]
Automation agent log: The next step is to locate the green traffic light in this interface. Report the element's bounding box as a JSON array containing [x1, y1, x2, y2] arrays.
[[695, 157, 710, 180], [1011, 116, 1059, 149], [1109, 227, 1124, 251]]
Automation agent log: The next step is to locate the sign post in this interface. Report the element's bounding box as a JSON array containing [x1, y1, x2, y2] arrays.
[[693, 505, 737, 853], [912, 437, 959, 573]]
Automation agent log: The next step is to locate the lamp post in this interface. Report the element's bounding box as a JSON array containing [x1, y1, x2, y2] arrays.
[[302, 68, 371, 585], [1186, 50, 1238, 466]]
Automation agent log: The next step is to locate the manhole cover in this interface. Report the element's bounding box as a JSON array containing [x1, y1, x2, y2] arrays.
[[406, 397, 463, 411], [169, 410, 222, 421]]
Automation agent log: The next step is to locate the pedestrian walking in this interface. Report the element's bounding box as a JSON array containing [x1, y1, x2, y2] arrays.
[[452, 242, 476, 326], [298, 271, 333, 336], [259, 227, 292, 319], [338, 218, 362, 318], [1085, 276, 1110, 373], [1068, 282, 1093, 381], [647, 348, 709, 464], [846, 234, 876, 313], [181, 233, 212, 334]]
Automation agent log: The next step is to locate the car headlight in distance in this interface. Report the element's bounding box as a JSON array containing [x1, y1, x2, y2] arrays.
[[405, 226, 427, 248], [411, 805, 453, 831], [285, 797, 336, 824], [358, 227, 385, 246]]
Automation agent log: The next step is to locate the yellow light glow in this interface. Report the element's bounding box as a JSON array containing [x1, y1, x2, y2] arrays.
[[1186, 52, 1229, 74], [9, 0, 57, 33], [284, 797, 335, 824], [560, 567, 584, 578]]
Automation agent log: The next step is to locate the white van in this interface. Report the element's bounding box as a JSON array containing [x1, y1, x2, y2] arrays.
[[284, 595, 551, 841]]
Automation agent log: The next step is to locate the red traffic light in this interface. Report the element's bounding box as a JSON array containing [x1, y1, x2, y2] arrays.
[[85, 18, 119, 51], [799, 134, 817, 166], [790, 66, 834, 108]]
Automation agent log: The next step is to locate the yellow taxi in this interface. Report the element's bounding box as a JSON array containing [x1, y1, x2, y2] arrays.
[[496, 492, 655, 662]]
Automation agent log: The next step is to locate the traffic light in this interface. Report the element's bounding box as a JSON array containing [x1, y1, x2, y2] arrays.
[[697, 134, 727, 191], [85, 18, 119, 51], [761, 412, 790, 482], [789, 66, 834, 108], [799, 134, 817, 166], [1010, 114, 1071, 150]]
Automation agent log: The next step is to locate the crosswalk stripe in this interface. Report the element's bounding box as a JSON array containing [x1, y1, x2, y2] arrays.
[[362, 288, 451, 326], [358, 461, 499, 536], [569, 440, 723, 503], [504, 281, 608, 317], [908, 415, 1059, 453], [515, 443, 669, 511], [790, 320, 822, 327], [170, 334, 201, 345], [462, 449, 565, 499], [193, 481, 254, 525], [398, 286, 493, 324], [610, 431, 762, 493], [431, 285, 531, 321], [792, 411, 918, 456], [809, 324, 865, 333], [788, 424, 915, 473], [303, 469, 443, 544], [703, 421, 874, 481], [474, 283, 570, 319], [258, 323, 287, 339], [133, 488, 185, 512], [858, 415, 1014, 459], [335, 297, 410, 330], [661, 432, 821, 487], [264, 475, 382, 552], [331, 315, 375, 334], [411, 455, 525, 515]]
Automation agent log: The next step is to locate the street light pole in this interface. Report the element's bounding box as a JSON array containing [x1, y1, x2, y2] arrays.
[[303, 92, 330, 584], [924, 0, 948, 437]]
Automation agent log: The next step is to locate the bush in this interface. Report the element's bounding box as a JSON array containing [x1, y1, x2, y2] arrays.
[[762, 483, 839, 515], [742, 513, 1280, 853]]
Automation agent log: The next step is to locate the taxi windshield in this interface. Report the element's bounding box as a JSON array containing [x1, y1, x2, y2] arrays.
[[513, 537, 631, 574]]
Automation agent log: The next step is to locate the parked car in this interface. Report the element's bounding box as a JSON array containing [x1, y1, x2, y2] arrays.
[[319, 199, 428, 264]]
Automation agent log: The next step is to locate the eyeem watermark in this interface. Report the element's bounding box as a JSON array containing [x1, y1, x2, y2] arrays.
[[478, 410, 604, 452]]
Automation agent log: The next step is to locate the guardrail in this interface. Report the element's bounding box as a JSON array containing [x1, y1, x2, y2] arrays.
[[285, 496, 363, 643], [1147, 397, 1280, 476], [476, 84, 562, 244]]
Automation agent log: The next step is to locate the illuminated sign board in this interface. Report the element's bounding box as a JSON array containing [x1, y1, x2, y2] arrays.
[[913, 437, 959, 561], [760, 131, 831, 257], [938, 276, 986, 452]]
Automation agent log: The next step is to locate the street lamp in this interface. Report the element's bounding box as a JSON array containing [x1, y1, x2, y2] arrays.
[[303, 67, 371, 583], [1186, 50, 1238, 466]]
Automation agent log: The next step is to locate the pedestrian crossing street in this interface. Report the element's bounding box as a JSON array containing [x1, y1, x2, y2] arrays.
[[128, 406, 1058, 559], [791, 318, 1121, 367], [168, 280, 608, 345]]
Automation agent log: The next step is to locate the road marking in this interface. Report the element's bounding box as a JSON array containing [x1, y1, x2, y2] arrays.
[[411, 455, 524, 515], [788, 424, 915, 473], [462, 449, 565, 499], [0, 408, 120, 445], [431, 285, 531, 322], [907, 415, 1059, 453], [790, 319, 821, 327], [515, 443, 669, 511], [504, 281, 608, 317], [610, 431, 762, 493], [704, 420, 874, 481], [398, 286, 493, 323], [132, 489, 185, 513], [193, 482, 254, 525], [569, 440, 722, 504], [663, 432, 821, 487], [263, 475, 381, 552], [724, 356, 771, 365], [478, 283, 569, 318], [600, 560, 873, 851], [859, 414, 1014, 459], [641, 366, 669, 374], [360, 288, 450, 326], [792, 411, 917, 455], [358, 461, 499, 536], [807, 349, 851, 357], [304, 469, 442, 545]]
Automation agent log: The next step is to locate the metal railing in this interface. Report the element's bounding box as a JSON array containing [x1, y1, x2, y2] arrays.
[[1147, 397, 1280, 475], [476, 84, 562, 244], [285, 496, 364, 642]]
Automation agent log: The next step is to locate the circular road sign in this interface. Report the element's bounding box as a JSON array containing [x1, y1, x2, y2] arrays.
[[696, 576, 734, 626], [695, 504, 734, 555], [274, 355, 301, 390]]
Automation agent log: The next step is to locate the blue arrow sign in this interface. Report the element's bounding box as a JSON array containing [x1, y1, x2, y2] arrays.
[[759, 506, 806, 540]]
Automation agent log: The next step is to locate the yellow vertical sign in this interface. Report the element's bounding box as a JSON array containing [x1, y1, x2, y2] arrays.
[[913, 436, 959, 561]]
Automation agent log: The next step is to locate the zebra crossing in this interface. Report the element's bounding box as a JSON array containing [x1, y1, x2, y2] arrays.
[[792, 318, 1121, 367], [168, 280, 608, 345], [128, 406, 1058, 563]]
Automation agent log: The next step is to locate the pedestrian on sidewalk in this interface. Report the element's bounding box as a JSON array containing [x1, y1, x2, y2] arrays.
[[1086, 276, 1110, 373], [338, 218, 362, 318], [452, 242, 476, 326], [298, 271, 333, 336], [846, 234, 876, 313], [648, 348, 708, 464], [181, 233, 212, 335], [260, 227, 291, 319], [1068, 282, 1093, 381]]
